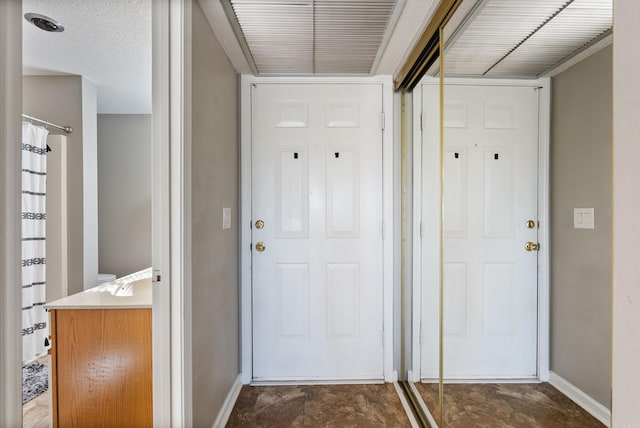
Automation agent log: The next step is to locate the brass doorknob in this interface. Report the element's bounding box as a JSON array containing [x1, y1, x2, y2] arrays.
[[526, 220, 536, 229], [255, 242, 266, 252], [525, 242, 540, 252]]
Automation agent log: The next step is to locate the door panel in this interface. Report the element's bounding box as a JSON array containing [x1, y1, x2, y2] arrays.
[[274, 147, 309, 238], [421, 84, 539, 379], [326, 147, 360, 237], [275, 263, 309, 341], [443, 147, 468, 237], [483, 148, 516, 237], [252, 84, 384, 380], [326, 263, 360, 339]]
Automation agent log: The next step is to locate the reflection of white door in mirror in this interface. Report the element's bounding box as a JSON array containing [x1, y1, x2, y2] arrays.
[[421, 83, 539, 379]]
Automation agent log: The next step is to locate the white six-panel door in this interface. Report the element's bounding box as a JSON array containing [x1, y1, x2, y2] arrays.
[[421, 84, 540, 379], [251, 84, 384, 381]]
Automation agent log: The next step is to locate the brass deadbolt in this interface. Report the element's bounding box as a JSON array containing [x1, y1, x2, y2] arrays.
[[255, 220, 265, 229], [255, 242, 266, 252]]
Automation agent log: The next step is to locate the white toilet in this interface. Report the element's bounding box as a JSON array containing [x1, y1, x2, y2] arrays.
[[97, 273, 116, 285]]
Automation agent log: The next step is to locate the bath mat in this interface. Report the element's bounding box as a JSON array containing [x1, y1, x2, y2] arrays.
[[22, 361, 48, 404]]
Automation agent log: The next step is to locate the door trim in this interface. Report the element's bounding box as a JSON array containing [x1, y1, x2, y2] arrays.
[[411, 77, 551, 382], [240, 75, 396, 383], [152, 0, 193, 425]]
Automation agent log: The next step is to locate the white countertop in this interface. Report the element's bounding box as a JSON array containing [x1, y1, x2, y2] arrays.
[[46, 268, 152, 310]]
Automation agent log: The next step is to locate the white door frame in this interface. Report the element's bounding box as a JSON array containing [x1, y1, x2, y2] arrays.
[[410, 77, 551, 382], [240, 75, 396, 383], [1, 2, 191, 425], [152, 0, 192, 426]]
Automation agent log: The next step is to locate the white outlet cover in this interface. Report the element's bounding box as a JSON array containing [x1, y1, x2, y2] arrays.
[[223, 207, 231, 230], [574, 208, 594, 229]]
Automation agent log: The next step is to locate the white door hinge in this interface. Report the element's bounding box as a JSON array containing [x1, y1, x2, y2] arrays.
[[420, 112, 424, 131], [382, 330, 385, 346], [381, 221, 385, 239], [420, 221, 424, 238], [420, 329, 424, 345], [381, 112, 385, 130], [152, 269, 161, 283]]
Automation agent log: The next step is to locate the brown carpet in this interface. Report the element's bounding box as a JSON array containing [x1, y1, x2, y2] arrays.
[[415, 382, 606, 428], [226, 384, 411, 427]]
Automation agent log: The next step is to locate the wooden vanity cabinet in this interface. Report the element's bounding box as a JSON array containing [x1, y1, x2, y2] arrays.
[[49, 308, 152, 427]]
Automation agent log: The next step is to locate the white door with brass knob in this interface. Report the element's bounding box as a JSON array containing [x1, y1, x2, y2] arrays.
[[251, 83, 384, 381], [420, 83, 540, 379]]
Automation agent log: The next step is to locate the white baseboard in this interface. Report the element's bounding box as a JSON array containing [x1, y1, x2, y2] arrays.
[[250, 379, 384, 386], [549, 371, 610, 427], [212, 374, 243, 428], [419, 377, 539, 384], [408, 370, 420, 383]]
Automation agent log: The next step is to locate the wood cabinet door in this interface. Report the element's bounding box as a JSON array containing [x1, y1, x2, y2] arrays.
[[52, 309, 152, 427]]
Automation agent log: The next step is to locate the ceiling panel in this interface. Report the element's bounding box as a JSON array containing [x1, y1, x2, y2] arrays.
[[442, 0, 570, 76], [224, 0, 612, 78], [441, 0, 612, 78], [315, 1, 398, 73], [489, 0, 612, 76], [229, 1, 313, 74], [226, 0, 401, 74]]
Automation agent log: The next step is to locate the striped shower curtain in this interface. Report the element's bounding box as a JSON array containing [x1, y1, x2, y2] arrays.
[[22, 121, 49, 363]]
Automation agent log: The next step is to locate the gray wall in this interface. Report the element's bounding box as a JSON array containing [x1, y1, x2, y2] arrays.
[[46, 135, 68, 303], [550, 45, 612, 408], [612, 3, 640, 420], [81, 79, 99, 289], [191, 1, 239, 426], [97, 114, 151, 277], [23, 75, 98, 296]]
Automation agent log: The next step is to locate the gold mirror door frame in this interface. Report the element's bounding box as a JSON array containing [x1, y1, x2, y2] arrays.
[[437, 26, 446, 426], [395, 1, 461, 426]]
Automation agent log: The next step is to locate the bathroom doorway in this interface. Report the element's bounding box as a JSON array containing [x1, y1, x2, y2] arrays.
[[21, 0, 152, 426]]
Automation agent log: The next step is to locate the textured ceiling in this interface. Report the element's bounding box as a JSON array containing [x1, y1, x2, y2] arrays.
[[23, 0, 151, 114], [223, 0, 404, 74]]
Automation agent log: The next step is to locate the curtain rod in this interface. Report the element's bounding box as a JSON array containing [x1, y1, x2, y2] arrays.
[[22, 114, 73, 134]]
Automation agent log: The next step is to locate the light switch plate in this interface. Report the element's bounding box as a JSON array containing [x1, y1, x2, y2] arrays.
[[574, 208, 594, 229], [222, 207, 231, 230]]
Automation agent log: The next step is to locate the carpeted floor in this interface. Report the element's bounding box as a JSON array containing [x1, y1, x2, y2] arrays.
[[22, 361, 48, 405], [227, 384, 411, 427], [415, 382, 606, 428]]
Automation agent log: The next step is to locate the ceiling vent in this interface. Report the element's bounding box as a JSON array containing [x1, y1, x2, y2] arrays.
[[24, 13, 65, 33]]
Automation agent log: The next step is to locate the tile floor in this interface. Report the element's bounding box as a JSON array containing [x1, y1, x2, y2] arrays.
[[227, 383, 412, 427], [21, 374, 609, 427], [22, 388, 50, 428], [415, 382, 606, 428]]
